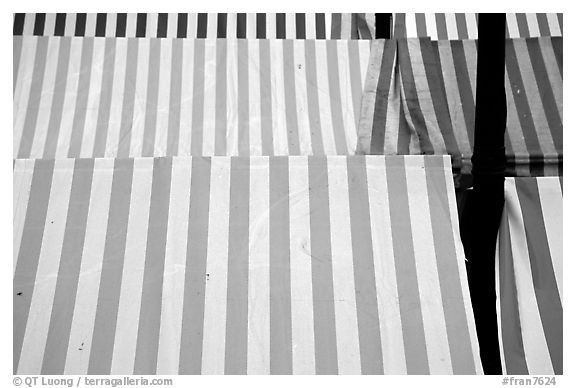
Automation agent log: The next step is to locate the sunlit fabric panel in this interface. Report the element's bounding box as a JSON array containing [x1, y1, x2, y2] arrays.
[[13, 13, 375, 40], [13, 155, 482, 375], [496, 177, 562, 375], [13, 36, 370, 159], [392, 13, 562, 40]]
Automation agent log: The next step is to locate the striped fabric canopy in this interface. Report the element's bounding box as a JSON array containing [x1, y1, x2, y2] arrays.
[[393, 13, 563, 40], [357, 37, 562, 178], [13, 155, 482, 375], [13, 13, 375, 40], [13, 36, 369, 159], [496, 177, 562, 375]]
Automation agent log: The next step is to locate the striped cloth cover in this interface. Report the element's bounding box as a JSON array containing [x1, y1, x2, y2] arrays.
[[13, 13, 375, 39], [357, 37, 562, 177], [393, 13, 563, 40], [496, 177, 562, 374], [13, 36, 370, 159], [13, 155, 482, 375]]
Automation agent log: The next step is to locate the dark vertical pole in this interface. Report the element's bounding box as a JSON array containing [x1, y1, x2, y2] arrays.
[[375, 13, 392, 39], [461, 13, 506, 374]]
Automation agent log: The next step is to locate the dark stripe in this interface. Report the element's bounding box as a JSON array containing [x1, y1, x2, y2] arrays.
[[315, 13, 326, 39], [498, 204, 529, 374], [415, 13, 427, 37], [256, 13, 266, 38], [283, 41, 300, 155], [276, 13, 286, 39], [260, 40, 274, 155], [525, 38, 563, 152], [451, 40, 476, 148], [269, 157, 293, 374], [87, 158, 134, 374], [115, 13, 127, 37], [214, 39, 227, 155], [142, 39, 161, 157], [34, 13, 46, 36], [13, 159, 55, 373], [325, 40, 347, 154], [13, 13, 25, 35], [136, 13, 147, 38], [536, 14, 551, 37], [515, 179, 563, 374], [177, 13, 187, 38], [197, 13, 208, 38], [134, 157, 172, 374], [397, 102, 411, 153], [296, 13, 306, 39], [557, 13, 562, 34], [13, 36, 23, 93], [331, 13, 342, 39], [157, 13, 168, 38], [167, 39, 183, 156], [92, 38, 116, 157], [75, 13, 86, 36], [393, 13, 407, 38], [42, 159, 94, 374], [346, 157, 384, 374], [386, 156, 429, 374], [435, 13, 448, 40], [217, 13, 227, 38], [54, 13, 66, 36], [190, 40, 205, 155], [370, 40, 396, 155], [357, 13, 372, 39], [307, 156, 338, 374], [67, 37, 94, 158], [17, 36, 48, 159], [116, 38, 139, 157], [550, 37, 562, 78], [179, 158, 211, 374], [224, 157, 250, 374], [455, 13, 468, 39], [237, 40, 249, 156], [95, 13, 107, 37], [424, 157, 476, 374], [43, 37, 72, 158], [516, 14, 530, 37], [237, 13, 246, 38]]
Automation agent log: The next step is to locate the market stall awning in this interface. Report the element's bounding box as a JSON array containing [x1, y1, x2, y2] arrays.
[[496, 177, 562, 375], [13, 13, 375, 40], [392, 13, 563, 40], [13, 155, 482, 375], [357, 37, 562, 178]]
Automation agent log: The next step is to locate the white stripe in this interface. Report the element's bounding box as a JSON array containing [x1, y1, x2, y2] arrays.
[[146, 13, 158, 38], [43, 13, 56, 36], [30, 37, 60, 158], [546, 13, 562, 36], [64, 13, 76, 36], [507, 13, 520, 38], [315, 41, 337, 155], [156, 157, 192, 374], [201, 157, 230, 374], [14, 36, 38, 157], [206, 13, 218, 39], [23, 13, 35, 35], [226, 13, 237, 38], [445, 13, 459, 40], [179, 39, 195, 156], [266, 13, 276, 38], [85, 13, 97, 36], [327, 156, 361, 374], [405, 156, 453, 374], [306, 13, 316, 39], [17, 159, 74, 374], [358, 40, 371, 91], [64, 158, 114, 374], [495, 232, 507, 374], [340, 13, 352, 39], [526, 13, 540, 37], [125, 13, 137, 38], [226, 39, 238, 156], [384, 49, 402, 154], [79, 37, 105, 157], [104, 37, 128, 157], [424, 13, 438, 40], [270, 41, 288, 155], [405, 13, 418, 38], [465, 13, 478, 39], [109, 157, 153, 374], [536, 178, 563, 304], [338, 40, 358, 154], [246, 13, 257, 39], [187, 13, 198, 38], [285, 13, 296, 39], [366, 156, 408, 374], [248, 39, 262, 155], [104, 13, 116, 37], [247, 157, 270, 374], [13, 159, 35, 276], [289, 157, 315, 374], [325, 13, 332, 39], [130, 38, 150, 157], [505, 179, 554, 374], [202, 40, 217, 156], [167, 13, 178, 38], [293, 40, 313, 155], [153, 38, 172, 156]]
